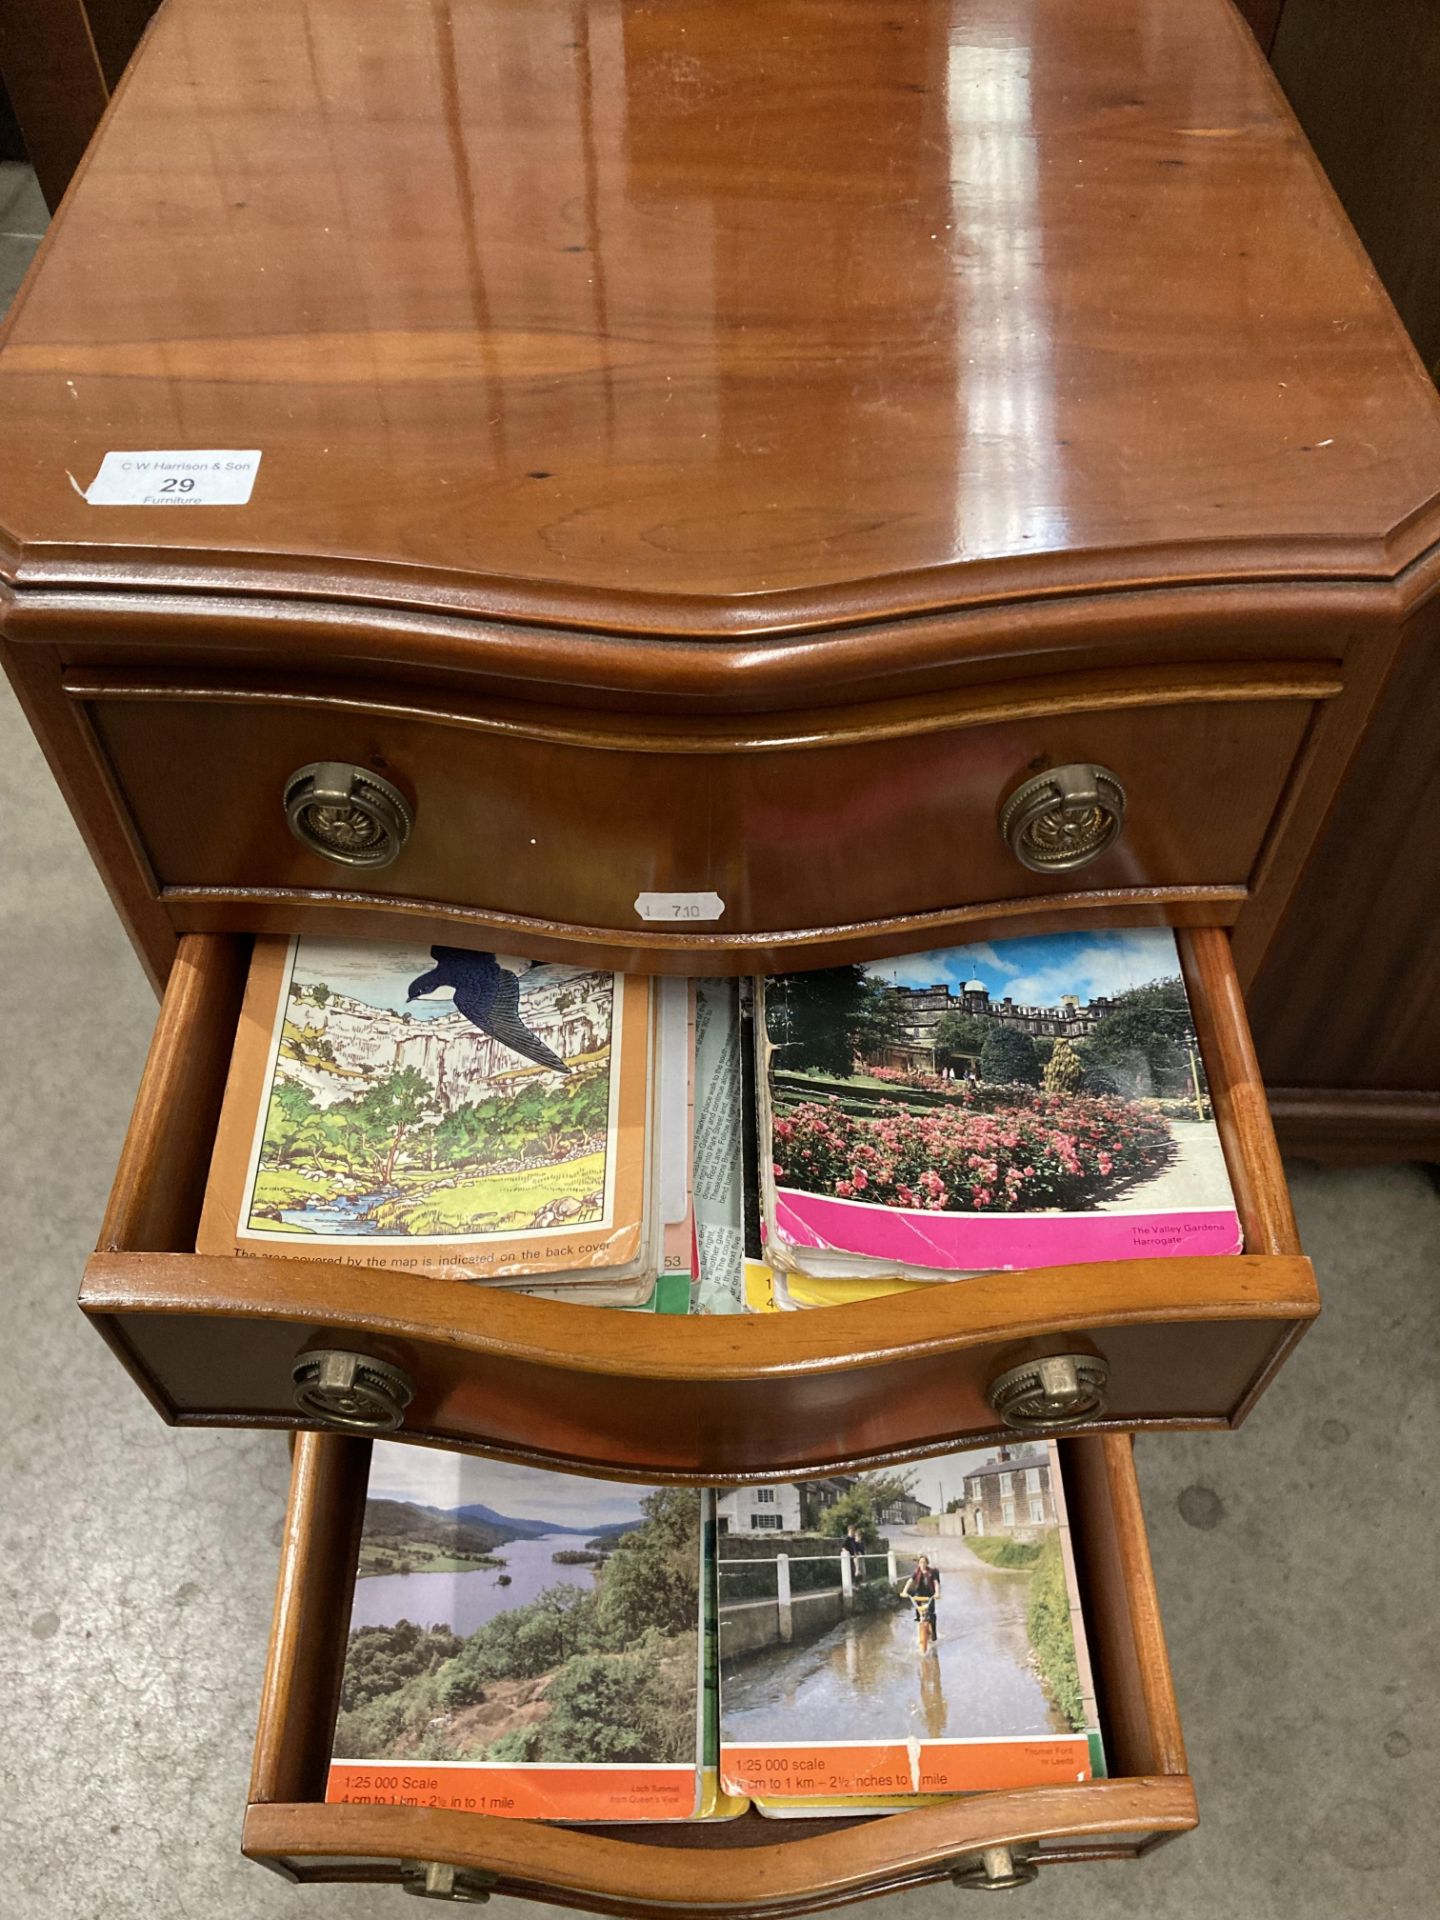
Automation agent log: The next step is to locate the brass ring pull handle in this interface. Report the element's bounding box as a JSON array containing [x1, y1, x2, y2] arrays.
[[999, 763, 1126, 873], [283, 760, 413, 868], [401, 1863, 496, 1904], [951, 1847, 1040, 1890], [987, 1354, 1110, 1430], [291, 1349, 415, 1433]]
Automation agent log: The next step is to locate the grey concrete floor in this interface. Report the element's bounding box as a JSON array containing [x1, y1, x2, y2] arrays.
[[1, 162, 1436, 1918]]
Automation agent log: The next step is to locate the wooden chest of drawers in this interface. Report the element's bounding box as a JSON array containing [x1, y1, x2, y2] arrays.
[[4, 0, 1438, 991], [3, 0, 1438, 1907]]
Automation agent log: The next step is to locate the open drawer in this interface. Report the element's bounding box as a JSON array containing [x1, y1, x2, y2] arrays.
[[79, 926, 1317, 1479], [244, 1430, 1194, 1911]]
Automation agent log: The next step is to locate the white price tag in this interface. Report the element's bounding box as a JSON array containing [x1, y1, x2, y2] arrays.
[[635, 891, 725, 924], [81, 450, 262, 507]]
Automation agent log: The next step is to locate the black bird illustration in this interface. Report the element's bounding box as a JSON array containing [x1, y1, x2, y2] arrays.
[[407, 947, 570, 1073]]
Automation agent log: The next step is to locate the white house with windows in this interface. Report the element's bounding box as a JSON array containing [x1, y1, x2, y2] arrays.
[[959, 1447, 1056, 1541], [715, 1483, 804, 1533], [715, 1476, 863, 1535]]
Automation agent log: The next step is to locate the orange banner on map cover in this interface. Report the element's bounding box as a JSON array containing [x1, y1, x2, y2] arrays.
[[327, 1762, 698, 1822], [720, 1736, 1092, 1800]]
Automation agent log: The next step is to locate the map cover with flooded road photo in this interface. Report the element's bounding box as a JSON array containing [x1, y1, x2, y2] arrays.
[[198, 935, 654, 1286], [716, 1442, 1105, 1812]]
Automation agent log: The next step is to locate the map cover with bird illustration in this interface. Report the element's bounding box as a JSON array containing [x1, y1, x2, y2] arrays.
[[198, 936, 655, 1283]]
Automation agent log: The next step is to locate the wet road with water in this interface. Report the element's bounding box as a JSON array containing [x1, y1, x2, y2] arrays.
[[720, 1528, 1062, 1744]]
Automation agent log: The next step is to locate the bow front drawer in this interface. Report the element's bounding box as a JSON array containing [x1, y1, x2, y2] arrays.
[[79, 926, 1317, 1472], [242, 1431, 1195, 1907], [64, 663, 1333, 969]]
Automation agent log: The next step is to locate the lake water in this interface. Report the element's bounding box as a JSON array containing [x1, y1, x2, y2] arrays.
[[349, 1532, 603, 1637], [279, 1188, 395, 1235]]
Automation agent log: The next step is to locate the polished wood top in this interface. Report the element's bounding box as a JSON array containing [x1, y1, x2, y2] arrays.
[[2, 0, 1439, 636]]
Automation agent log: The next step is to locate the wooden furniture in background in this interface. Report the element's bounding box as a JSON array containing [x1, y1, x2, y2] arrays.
[[1251, 624, 1440, 1162], [1271, 0, 1440, 377], [1247, 0, 1440, 1161], [0, 0, 158, 208], [1234, 2, 1288, 53]]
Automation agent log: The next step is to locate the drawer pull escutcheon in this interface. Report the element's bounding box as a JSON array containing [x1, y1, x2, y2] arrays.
[[291, 1349, 415, 1432], [987, 1354, 1110, 1430], [283, 760, 413, 868], [999, 763, 1125, 872], [952, 1847, 1039, 1890], [401, 1863, 496, 1903]]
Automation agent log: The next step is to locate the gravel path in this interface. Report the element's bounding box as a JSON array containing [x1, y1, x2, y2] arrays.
[[1095, 1118, 1233, 1212]]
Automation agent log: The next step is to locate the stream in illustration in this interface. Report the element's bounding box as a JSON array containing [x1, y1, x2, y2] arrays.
[[278, 1188, 397, 1234]]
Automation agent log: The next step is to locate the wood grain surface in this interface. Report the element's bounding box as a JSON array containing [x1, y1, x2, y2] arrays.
[[1250, 586, 1440, 1157], [0, 0, 109, 209], [75, 671, 1320, 944], [2, 0, 1435, 989], [2, 0, 1438, 632], [1235, 1, 1288, 55], [1272, 0, 1440, 377]]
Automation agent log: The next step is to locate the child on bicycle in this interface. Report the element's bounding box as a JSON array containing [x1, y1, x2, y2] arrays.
[[901, 1555, 942, 1638]]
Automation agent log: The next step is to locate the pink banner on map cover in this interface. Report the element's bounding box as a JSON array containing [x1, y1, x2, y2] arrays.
[[773, 1189, 1243, 1271]]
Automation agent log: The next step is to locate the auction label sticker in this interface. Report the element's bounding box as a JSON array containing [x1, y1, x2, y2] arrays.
[[81, 450, 262, 506], [635, 891, 725, 923]]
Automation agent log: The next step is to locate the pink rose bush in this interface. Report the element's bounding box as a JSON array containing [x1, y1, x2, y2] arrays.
[[772, 1088, 1172, 1212]]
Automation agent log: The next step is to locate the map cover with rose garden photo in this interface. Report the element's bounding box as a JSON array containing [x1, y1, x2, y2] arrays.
[[757, 927, 1240, 1280]]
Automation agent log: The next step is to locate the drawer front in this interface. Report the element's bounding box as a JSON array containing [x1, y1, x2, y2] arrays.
[[81, 927, 1317, 1470], [242, 1432, 1195, 1911], [75, 668, 1323, 949], [88, 1260, 1313, 1476]]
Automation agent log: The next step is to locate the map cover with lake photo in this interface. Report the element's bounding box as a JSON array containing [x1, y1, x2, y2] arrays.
[[198, 936, 654, 1283], [326, 1441, 706, 1822]]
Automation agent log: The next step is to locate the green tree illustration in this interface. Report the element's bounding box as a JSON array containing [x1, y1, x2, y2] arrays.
[[263, 1080, 321, 1166], [335, 1068, 440, 1183]]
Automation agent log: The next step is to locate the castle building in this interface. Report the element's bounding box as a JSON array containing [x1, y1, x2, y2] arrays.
[[875, 976, 1115, 1070]]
